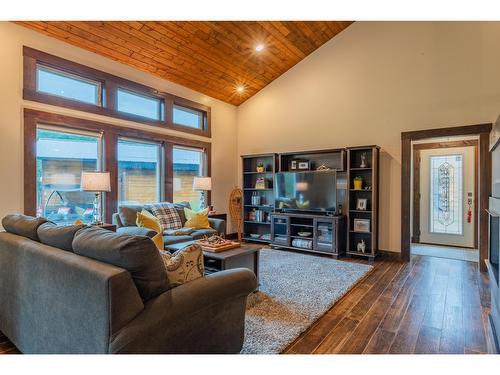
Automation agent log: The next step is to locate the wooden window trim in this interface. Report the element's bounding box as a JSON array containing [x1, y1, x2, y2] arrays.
[[24, 109, 211, 223], [23, 46, 211, 138]]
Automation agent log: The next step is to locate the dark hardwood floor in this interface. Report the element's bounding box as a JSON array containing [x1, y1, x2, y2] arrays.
[[0, 254, 496, 354], [285, 254, 497, 354]]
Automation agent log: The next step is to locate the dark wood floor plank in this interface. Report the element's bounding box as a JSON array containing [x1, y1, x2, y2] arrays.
[[313, 317, 359, 354], [414, 324, 441, 354], [347, 262, 405, 322], [335, 262, 409, 354], [387, 257, 438, 354], [287, 260, 392, 353], [362, 328, 396, 354], [462, 261, 488, 353]]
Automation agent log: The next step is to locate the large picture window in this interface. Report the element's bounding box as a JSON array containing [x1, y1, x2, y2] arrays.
[[25, 110, 211, 223], [117, 138, 162, 205], [173, 146, 205, 210], [36, 126, 102, 225]]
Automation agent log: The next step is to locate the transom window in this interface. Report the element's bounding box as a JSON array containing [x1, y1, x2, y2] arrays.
[[36, 65, 102, 106], [25, 47, 211, 137], [117, 89, 163, 121], [173, 104, 204, 129]]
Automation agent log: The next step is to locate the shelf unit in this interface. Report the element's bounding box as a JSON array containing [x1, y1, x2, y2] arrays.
[[241, 153, 278, 243], [346, 146, 380, 261], [270, 212, 346, 259]]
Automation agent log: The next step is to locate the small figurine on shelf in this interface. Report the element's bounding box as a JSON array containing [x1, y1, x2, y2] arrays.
[[360, 152, 368, 168], [353, 176, 363, 190], [357, 240, 366, 253], [256, 163, 265, 173], [255, 177, 266, 189]]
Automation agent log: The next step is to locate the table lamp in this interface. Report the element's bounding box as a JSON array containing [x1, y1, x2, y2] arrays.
[[81, 171, 111, 224], [193, 176, 212, 210]]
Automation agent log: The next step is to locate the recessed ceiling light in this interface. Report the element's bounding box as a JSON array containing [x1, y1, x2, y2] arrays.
[[255, 44, 264, 52], [236, 85, 245, 93]]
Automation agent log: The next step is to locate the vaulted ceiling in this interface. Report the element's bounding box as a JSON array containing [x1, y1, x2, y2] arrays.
[[16, 21, 353, 105]]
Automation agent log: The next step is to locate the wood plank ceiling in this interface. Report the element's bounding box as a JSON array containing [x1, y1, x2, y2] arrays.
[[15, 21, 353, 105]]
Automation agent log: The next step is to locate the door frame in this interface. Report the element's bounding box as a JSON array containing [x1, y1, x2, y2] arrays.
[[412, 140, 478, 248], [401, 123, 492, 271]]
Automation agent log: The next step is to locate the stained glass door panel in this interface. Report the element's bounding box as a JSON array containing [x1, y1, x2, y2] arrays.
[[418, 146, 475, 248], [429, 155, 463, 235]]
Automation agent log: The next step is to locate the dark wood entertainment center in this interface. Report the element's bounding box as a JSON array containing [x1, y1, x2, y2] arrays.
[[241, 146, 380, 260]]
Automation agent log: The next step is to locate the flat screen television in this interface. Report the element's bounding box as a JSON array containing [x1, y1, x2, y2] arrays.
[[274, 171, 337, 213]]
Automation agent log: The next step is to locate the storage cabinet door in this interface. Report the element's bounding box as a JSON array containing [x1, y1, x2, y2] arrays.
[[271, 215, 290, 246], [314, 218, 336, 253]]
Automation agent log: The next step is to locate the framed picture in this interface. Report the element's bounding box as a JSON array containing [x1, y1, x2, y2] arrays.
[[290, 160, 298, 170], [297, 159, 310, 170], [353, 219, 370, 233], [356, 198, 368, 211]]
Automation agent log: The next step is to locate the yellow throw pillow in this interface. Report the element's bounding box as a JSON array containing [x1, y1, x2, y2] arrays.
[[184, 207, 211, 229], [136, 209, 164, 250]]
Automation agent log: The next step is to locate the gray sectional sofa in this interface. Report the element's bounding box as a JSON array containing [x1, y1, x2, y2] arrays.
[[113, 202, 226, 248], [0, 214, 256, 354]]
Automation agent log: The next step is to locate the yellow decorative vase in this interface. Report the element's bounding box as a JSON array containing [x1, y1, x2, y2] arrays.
[[353, 180, 363, 190]]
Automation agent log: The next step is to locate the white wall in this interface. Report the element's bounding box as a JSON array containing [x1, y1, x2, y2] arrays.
[[0, 22, 238, 229], [237, 22, 500, 252]]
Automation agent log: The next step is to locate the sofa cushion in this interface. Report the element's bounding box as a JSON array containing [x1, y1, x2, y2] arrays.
[[163, 235, 193, 246], [2, 214, 48, 241], [173, 202, 191, 226], [164, 227, 195, 236], [136, 209, 163, 250], [150, 203, 182, 231], [37, 222, 86, 252], [159, 243, 204, 287], [118, 205, 145, 227], [191, 228, 218, 240], [184, 207, 211, 229], [73, 227, 169, 301]]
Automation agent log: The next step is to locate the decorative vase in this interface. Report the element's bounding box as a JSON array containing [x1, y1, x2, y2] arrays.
[[353, 179, 363, 190], [256, 166, 265, 173]]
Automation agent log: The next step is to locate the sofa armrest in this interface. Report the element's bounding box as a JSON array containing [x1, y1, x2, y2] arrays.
[[112, 213, 123, 227], [109, 268, 257, 353], [208, 218, 226, 235], [116, 226, 157, 238]]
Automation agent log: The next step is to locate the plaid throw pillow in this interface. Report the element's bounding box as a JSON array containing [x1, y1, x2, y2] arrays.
[[149, 203, 182, 232]]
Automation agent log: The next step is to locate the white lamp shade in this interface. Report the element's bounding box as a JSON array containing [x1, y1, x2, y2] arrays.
[[81, 171, 111, 192], [193, 176, 212, 191]]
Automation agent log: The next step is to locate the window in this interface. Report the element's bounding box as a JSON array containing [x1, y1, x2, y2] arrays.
[[173, 146, 205, 210], [173, 104, 204, 129], [117, 138, 162, 205], [430, 154, 463, 235], [25, 47, 211, 137], [36, 65, 102, 105], [36, 126, 102, 225], [117, 89, 163, 120]]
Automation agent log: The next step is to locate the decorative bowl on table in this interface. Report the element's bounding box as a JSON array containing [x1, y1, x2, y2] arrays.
[[297, 232, 312, 237], [249, 234, 261, 238]]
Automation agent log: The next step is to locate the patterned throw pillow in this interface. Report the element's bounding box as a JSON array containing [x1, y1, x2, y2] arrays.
[[159, 243, 204, 287], [149, 202, 182, 232]]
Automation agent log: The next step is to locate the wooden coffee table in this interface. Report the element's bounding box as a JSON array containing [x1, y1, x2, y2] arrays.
[[166, 241, 260, 284]]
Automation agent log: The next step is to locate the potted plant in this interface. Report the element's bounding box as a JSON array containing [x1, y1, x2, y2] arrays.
[[256, 163, 265, 173], [353, 176, 363, 190]]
